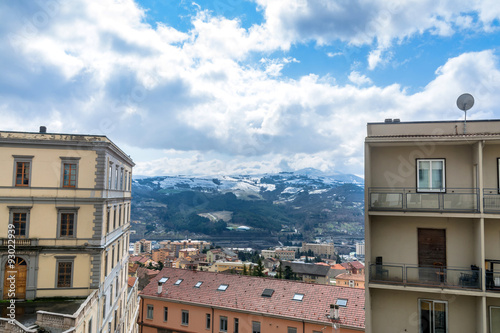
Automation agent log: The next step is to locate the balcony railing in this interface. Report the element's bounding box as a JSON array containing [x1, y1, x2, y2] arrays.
[[368, 188, 478, 212], [0, 238, 38, 246], [369, 264, 481, 290], [483, 189, 500, 213], [486, 271, 500, 291]]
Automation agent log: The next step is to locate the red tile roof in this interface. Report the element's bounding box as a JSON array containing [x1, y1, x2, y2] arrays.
[[140, 267, 364, 329], [128, 277, 138, 288], [349, 261, 365, 269], [336, 273, 365, 282]]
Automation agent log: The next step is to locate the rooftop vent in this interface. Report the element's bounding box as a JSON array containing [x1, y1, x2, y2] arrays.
[[393, 118, 400, 123], [39, 126, 47, 133], [384, 118, 392, 123]]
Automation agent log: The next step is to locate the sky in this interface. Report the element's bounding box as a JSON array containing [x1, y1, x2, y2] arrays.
[[1, 0, 500, 177]]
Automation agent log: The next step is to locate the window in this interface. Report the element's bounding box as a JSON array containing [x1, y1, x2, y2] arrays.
[[58, 209, 78, 238], [349, 280, 354, 287], [181, 310, 189, 325], [262, 288, 274, 297], [118, 205, 122, 226], [108, 163, 113, 189], [14, 156, 33, 187], [417, 159, 445, 192], [174, 279, 183, 285], [105, 253, 108, 276], [162, 307, 168, 321], [56, 259, 74, 287], [219, 316, 227, 332], [106, 208, 110, 234], [146, 305, 154, 319], [113, 207, 116, 229], [419, 299, 447, 333], [60, 157, 80, 188], [195, 281, 203, 288], [10, 209, 29, 237], [288, 328, 297, 333], [490, 306, 500, 333], [120, 169, 123, 190], [336, 299, 348, 307], [206, 313, 211, 329], [252, 321, 260, 333], [115, 168, 119, 189], [217, 284, 228, 291], [292, 293, 304, 301], [234, 318, 239, 333]]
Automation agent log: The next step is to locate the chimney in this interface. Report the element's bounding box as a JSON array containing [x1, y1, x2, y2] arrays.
[[39, 126, 47, 133], [330, 304, 339, 320], [158, 281, 163, 294]]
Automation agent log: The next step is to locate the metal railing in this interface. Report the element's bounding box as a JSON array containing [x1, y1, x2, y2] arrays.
[[369, 264, 481, 290], [368, 188, 478, 212], [483, 189, 500, 213], [486, 271, 500, 291]]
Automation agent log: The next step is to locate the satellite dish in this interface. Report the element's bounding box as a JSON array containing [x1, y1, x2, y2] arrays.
[[456, 93, 474, 134], [457, 93, 474, 111]]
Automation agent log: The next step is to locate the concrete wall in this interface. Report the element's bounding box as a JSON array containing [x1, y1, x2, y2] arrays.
[[371, 288, 478, 333], [370, 216, 478, 268]]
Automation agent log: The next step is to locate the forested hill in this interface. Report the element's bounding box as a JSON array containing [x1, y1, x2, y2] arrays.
[[131, 169, 364, 241]]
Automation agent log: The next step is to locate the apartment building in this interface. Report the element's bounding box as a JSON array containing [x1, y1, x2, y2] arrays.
[[138, 267, 365, 332], [302, 242, 336, 259], [0, 128, 136, 333], [365, 120, 500, 332], [159, 239, 210, 256], [261, 248, 296, 260]]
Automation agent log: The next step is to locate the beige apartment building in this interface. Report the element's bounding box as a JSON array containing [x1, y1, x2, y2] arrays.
[[261, 248, 296, 260], [0, 128, 137, 333], [302, 242, 336, 259], [159, 239, 210, 256], [365, 120, 500, 333]]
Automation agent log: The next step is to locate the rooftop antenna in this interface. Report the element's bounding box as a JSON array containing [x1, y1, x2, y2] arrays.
[[456, 93, 474, 134]]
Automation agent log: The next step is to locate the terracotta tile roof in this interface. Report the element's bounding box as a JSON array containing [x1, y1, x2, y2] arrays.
[[282, 262, 330, 276], [128, 277, 138, 288], [331, 264, 345, 270], [141, 267, 364, 329], [349, 261, 365, 269], [335, 273, 365, 282]]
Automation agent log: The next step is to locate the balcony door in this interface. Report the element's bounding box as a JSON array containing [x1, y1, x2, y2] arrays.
[[418, 228, 446, 282]]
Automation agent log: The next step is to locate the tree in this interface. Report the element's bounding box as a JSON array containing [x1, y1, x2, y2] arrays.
[[276, 262, 283, 279], [242, 264, 248, 275], [157, 261, 164, 271], [336, 253, 343, 264], [284, 265, 295, 280], [253, 258, 265, 277]]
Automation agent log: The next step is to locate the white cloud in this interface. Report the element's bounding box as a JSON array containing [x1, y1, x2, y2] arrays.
[[1, 0, 500, 177]]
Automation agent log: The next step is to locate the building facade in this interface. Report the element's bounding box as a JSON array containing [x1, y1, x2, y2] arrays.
[[138, 267, 365, 333], [0, 128, 136, 333], [302, 242, 336, 259], [365, 120, 500, 332], [159, 239, 210, 256]]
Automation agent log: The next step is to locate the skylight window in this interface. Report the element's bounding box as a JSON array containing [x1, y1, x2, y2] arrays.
[[292, 293, 304, 301], [336, 299, 348, 307], [159, 277, 168, 284], [195, 281, 203, 288], [174, 279, 183, 285], [217, 284, 229, 291], [261, 289, 274, 297]]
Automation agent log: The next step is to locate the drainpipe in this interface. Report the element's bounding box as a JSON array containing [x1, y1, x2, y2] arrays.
[[212, 307, 214, 333], [139, 298, 144, 333]]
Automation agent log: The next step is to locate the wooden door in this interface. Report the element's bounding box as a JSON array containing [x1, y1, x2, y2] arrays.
[[3, 258, 27, 299], [418, 228, 446, 267]]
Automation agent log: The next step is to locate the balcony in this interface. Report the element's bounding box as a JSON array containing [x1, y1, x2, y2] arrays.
[[483, 189, 500, 213], [0, 238, 39, 246], [369, 263, 481, 290], [369, 188, 478, 213]]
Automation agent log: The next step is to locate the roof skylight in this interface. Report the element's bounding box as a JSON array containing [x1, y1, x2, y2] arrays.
[[336, 299, 348, 307], [261, 289, 274, 297], [292, 293, 304, 301], [158, 277, 169, 284], [174, 279, 183, 285], [195, 281, 203, 288], [217, 284, 229, 291]]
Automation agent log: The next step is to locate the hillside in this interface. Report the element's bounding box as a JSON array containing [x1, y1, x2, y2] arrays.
[[130, 169, 364, 244]]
